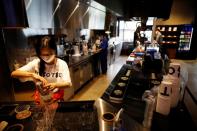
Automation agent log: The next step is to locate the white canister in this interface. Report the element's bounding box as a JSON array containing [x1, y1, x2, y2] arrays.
[[73, 45, 80, 55], [170, 77, 180, 107], [57, 45, 64, 56], [143, 95, 155, 128], [168, 63, 181, 78], [163, 75, 180, 108], [82, 43, 88, 55], [156, 81, 172, 115], [159, 81, 172, 97], [156, 94, 171, 115], [171, 84, 180, 108]]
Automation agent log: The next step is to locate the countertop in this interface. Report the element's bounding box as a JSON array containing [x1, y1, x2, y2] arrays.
[[1, 63, 196, 131], [0, 64, 149, 131], [58, 50, 101, 67]]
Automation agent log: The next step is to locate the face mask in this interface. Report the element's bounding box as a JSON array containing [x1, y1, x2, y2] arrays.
[[41, 55, 56, 64]]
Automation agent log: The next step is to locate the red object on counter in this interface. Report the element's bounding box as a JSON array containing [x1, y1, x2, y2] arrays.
[[33, 90, 40, 104], [33, 89, 64, 104], [52, 90, 64, 101]]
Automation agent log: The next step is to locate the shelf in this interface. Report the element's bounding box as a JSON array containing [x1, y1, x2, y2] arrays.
[[156, 25, 193, 59], [178, 49, 190, 52], [162, 35, 178, 38], [160, 30, 179, 32], [179, 41, 190, 43], [179, 43, 190, 44], [161, 41, 177, 44], [157, 26, 179, 32]]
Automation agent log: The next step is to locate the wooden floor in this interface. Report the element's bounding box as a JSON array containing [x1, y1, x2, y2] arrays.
[[70, 55, 128, 101]]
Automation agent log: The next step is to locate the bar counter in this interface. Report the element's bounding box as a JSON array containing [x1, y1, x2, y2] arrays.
[[1, 64, 196, 131], [58, 50, 101, 68], [0, 64, 148, 131], [0, 100, 146, 131]]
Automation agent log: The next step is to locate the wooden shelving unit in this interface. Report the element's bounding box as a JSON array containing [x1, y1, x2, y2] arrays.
[[157, 25, 181, 46], [156, 25, 181, 59]]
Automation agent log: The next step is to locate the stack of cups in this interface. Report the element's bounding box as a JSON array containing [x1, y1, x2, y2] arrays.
[[143, 94, 155, 128], [168, 62, 181, 108], [156, 81, 172, 115]]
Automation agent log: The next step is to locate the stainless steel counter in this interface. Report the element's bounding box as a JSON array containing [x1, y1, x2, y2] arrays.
[[94, 98, 149, 131], [65, 51, 101, 67]]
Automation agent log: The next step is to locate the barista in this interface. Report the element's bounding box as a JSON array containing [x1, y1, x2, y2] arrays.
[[134, 26, 141, 47], [132, 41, 145, 53], [11, 36, 72, 103], [153, 28, 163, 45], [153, 29, 166, 58], [100, 34, 108, 74]]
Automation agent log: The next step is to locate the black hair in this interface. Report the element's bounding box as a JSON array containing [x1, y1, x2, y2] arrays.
[[34, 35, 57, 76]]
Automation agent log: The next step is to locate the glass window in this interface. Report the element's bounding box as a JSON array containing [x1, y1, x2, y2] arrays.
[[119, 21, 140, 42]]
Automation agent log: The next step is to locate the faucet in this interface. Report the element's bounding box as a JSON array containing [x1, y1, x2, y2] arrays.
[[112, 108, 125, 131]]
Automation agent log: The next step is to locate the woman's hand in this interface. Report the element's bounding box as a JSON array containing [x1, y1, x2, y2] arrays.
[[32, 73, 48, 85], [153, 40, 158, 44], [43, 82, 71, 91], [43, 83, 57, 91]]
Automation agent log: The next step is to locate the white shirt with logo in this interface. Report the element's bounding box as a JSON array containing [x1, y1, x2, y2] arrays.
[[18, 58, 71, 84]]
